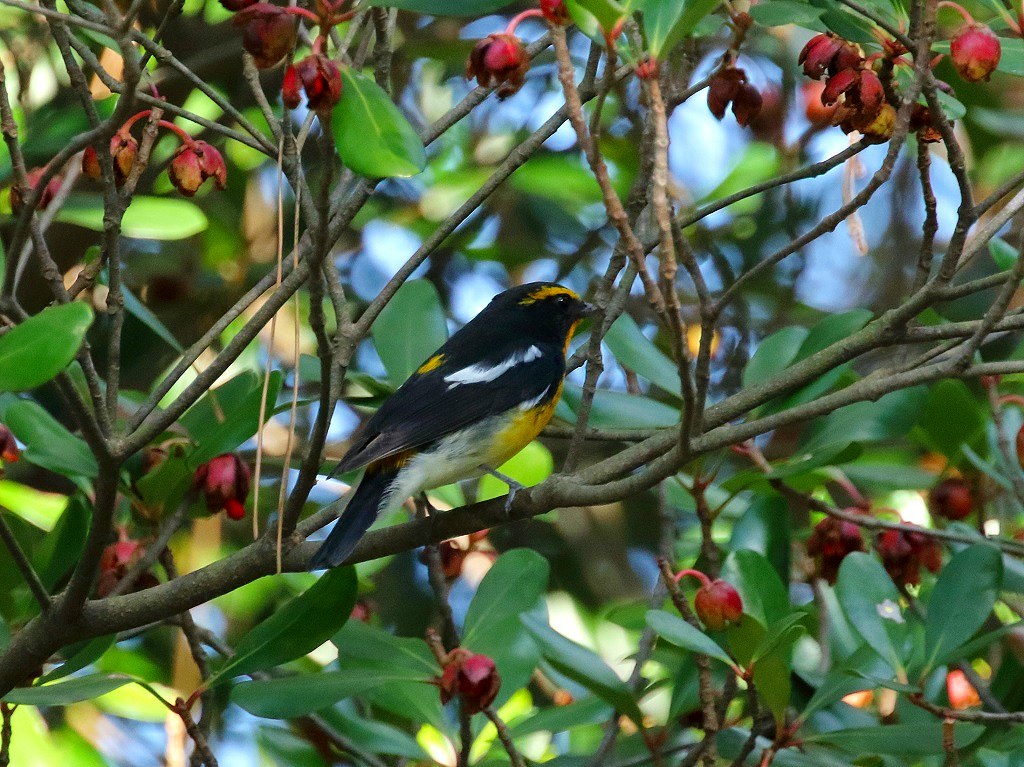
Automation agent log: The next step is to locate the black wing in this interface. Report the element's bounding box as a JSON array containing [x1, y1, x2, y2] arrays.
[[334, 341, 563, 473]]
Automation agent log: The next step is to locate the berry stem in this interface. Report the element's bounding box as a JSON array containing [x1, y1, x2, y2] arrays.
[[157, 119, 195, 145], [937, 1, 975, 24], [673, 568, 713, 589], [505, 8, 544, 35], [120, 109, 154, 132], [283, 5, 321, 23]]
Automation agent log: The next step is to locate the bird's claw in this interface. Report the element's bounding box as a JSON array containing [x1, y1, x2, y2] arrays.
[[481, 465, 525, 517]]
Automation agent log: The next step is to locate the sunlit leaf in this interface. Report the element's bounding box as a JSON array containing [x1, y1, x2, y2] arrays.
[[0, 303, 93, 393], [57, 194, 208, 239]]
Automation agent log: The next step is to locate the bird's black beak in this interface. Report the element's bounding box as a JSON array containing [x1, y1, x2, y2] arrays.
[[575, 301, 598, 319]]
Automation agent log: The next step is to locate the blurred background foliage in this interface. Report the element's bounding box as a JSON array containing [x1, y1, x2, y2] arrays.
[[3, 0, 1024, 763]]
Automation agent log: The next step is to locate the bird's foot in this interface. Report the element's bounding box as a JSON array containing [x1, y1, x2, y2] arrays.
[[481, 465, 525, 516]]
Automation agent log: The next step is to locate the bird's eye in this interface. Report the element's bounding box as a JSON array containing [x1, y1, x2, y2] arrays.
[[555, 294, 569, 306]]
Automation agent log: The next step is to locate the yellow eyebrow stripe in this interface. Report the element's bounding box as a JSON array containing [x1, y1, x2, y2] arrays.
[[416, 353, 446, 374], [518, 286, 579, 305]]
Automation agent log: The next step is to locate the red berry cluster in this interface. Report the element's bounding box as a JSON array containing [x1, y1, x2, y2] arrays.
[[192, 453, 252, 520], [437, 648, 501, 714], [82, 110, 227, 197], [943, 1, 1002, 82], [707, 67, 764, 127], [799, 33, 902, 143], [875, 526, 942, 587], [807, 514, 866, 583], [465, 1, 570, 99], [221, 0, 349, 113]]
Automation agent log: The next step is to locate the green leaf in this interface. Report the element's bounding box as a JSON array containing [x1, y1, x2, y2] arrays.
[[914, 379, 985, 458], [464, 549, 550, 647], [995, 36, 1024, 76], [989, 236, 1019, 270], [720, 549, 790, 628], [333, 620, 438, 677], [924, 544, 1002, 670], [39, 635, 116, 683], [603, 314, 680, 399], [521, 613, 644, 725], [372, 279, 448, 385], [742, 327, 808, 389], [750, 0, 823, 26], [636, 0, 719, 55], [646, 610, 735, 667], [729, 495, 790, 582], [834, 552, 907, 674], [364, 0, 512, 14], [57, 194, 208, 240], [509, 696, 612, 737], [568, 0, 626, 34], [462, 548, 548, 697], [180, 370, 283, 467], [122, 284, 183, 353], [0, 303, 93, 393], [559, 385, 679, 428], [478, 441, 553, 502], [0, 480, 68, 531], [795, 309, 874, 362], [801, 387, 928, 453], [2, 674, 134, 705], [805, 722, 985, 755], [231, 668, 427, 719], [208, 567, 358, 685], [334, 70, 426, 179], [32, 494, 87, 583], [0, 399, 98, 479]]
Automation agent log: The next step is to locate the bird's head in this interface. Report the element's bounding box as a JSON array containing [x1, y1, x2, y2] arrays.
[[485, 282, 596, 347]]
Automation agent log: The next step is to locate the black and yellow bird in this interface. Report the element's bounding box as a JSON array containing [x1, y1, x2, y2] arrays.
[[310, 282, 594, 569]]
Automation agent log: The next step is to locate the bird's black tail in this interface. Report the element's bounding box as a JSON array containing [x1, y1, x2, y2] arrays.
[[309, 465, 398, 570]]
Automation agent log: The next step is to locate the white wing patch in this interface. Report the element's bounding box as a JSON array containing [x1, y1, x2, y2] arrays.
[[444, 345, 542, 388], [518, 385, 552, 411]]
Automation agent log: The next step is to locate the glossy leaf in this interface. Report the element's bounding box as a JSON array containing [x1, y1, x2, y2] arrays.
[[57, 194, 208, 239], [0, 303, 93, 393], [646, 609, 735, 667], [521, 613, 643, 725], [334, 69, 426, 179], [462, 548, 548, 697], [805, 722, 985, 755], [603, 314, 680, 399], [372, 279, 448, 385], [742, 326, 808, 389], [0, 398, 97, 479], [834, 553, 907, 674], [39, 635, 116, 683], [333, 620, 438, 676], [0, 480, 68, 531], [231, 668, 427, 718], [720, 549, 790, 628], [924, 544, 1002, 670], [208, 567, 357, 685], [122, 284, 183, 353], [181, 370, 283, 467], [2, 674, 135, 705], [560, 385, 680, 428]]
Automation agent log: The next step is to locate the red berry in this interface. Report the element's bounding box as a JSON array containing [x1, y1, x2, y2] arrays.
[[693, 579, 743, 630], [282, 64, 302, 109], [0, 424, 19, 464], [540, 0, 569, 25], [294, 53, 342, 112], [438, 649, 501, 714], [929, 477, 974, 521], [707, 67, 744, 120], [802, 81, 837, 127], [731, 81, 763, 127], [168, 140, 227, 197], [192, 453, 251, 518], [466, 33, 529, 99], [946, 669, 981, 710], [234, 3, 298, 70], [950, 23, 1001, 82], [875, 526, 942, 587]]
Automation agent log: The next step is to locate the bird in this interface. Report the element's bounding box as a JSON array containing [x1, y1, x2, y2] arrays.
[[309, 282, 595, 569]]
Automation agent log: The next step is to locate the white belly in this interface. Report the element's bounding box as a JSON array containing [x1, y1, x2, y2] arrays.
[[382, 415, 510, 511]]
